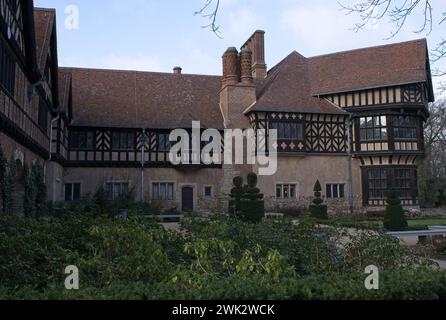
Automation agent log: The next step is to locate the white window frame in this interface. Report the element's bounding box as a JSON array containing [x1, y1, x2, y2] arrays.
[[275, 183, 298, 200], [325, 182, 346, 199], [151, 181, 176, 201], [105, 181, 131, 200], [203, 185, 214, 198], [64, 182, 82, 202]]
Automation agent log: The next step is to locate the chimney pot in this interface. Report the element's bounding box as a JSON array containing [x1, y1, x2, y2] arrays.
[[173, 66, 182, 74]]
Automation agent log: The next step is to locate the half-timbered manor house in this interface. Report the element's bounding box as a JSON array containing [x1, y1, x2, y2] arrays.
[[0, 1, 434, 214]]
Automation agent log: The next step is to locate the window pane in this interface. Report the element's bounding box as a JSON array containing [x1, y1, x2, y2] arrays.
[[112, 133, 120, 149], [73, 184, 81, 201], [290, 185, 296, 198], [160, 184, 167, 200], [87, 132, 94, 149], [167, 184, 174, 200], [326, 184, 332, 198], [276, 185, 282, 199], [339, 184, 345, 198], [333, 185, 339, 198], [65, 184, 72, 201], [153, 184, 159, 200]]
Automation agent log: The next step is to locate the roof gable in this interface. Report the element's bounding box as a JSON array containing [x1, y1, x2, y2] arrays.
[[250, 52, 346, 114]]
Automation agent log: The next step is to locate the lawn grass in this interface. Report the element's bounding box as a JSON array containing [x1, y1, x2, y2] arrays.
[[325, 216, 446, 230]]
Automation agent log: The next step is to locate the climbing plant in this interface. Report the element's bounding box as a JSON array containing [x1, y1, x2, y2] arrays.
[[2, 159, 17, 214], [0, 145, 6, 214], [23, 161, 47, 218], [33, 162, 47, 217]]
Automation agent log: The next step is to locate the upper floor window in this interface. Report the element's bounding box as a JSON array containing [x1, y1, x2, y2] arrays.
[[38, 98, 48, 131], [112, 131, 135, 150], [70, 130, 95, 150], [359, 116, 387, 142], [0, 39, 15, 95], [158, 133, 172, 152], [393, 116, 418, 141], [271, 121, 304, 141]]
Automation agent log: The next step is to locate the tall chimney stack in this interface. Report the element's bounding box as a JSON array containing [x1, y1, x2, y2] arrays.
[[240, 47, 253, 84], [222, 47, 239, 87], [241, 30, 267, 80]]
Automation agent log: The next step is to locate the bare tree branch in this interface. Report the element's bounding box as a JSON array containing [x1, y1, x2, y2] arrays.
[[195, 0, 222, 38], [339, 0, 446, 92]]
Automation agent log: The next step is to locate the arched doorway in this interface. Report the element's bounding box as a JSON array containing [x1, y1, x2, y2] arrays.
[[181, 186, 194, 212]]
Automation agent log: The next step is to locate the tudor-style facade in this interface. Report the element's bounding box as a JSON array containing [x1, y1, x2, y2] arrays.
[[0, 2, 435, 214]]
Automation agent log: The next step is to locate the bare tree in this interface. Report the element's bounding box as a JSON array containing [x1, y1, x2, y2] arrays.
[[419, 99, 446, 206], [195, 0, 222, 37], [339, 0, 446, 90]]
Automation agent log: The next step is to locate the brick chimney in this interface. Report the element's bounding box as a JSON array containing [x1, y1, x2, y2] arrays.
[[222, 47, 239, 87], [240, 47, 253, 84], [173, 66, 182, 75], [241, 30, 267, 80]]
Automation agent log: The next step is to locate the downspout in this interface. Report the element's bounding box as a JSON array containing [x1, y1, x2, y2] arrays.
[[346, 115, 354, 216], [49, 113, 60, 160]]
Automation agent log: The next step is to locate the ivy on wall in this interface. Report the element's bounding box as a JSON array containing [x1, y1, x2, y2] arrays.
[[0, 144, 47, 216]]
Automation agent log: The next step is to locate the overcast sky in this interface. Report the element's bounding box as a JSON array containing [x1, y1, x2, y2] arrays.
[[35, 0, 446, 97]]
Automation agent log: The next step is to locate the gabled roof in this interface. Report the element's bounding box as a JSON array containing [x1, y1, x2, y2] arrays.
[[248, 38, 432, 114], [61, 67, 224, 129], [33, 8, 55, 70], [58, 68, 72, 117], [308, 39, 430, 96], [249, 52, 346, 114]]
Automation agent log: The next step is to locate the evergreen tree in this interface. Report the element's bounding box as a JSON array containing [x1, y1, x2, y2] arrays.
[[383, 190, 408, 231]]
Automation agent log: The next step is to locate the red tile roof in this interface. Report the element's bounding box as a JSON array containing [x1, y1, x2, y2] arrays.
[[250, 51, 346, 114], [248, 39, 431, 113], [309, 39, 429, 95], [33, 8, 55, 71], [61, 67, 224, 129]]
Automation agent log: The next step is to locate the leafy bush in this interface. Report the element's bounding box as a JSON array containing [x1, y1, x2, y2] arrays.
[[383, 190, 408, 231], [0, 209, 444, 300]]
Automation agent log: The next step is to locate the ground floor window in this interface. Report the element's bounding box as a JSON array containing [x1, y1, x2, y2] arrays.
[[65, 183, 81, 202], [153, 182, 175, 201], [364, 166, 417, 204], [326, 183, 345, 199], [204, 186, 213, 198], [105, 182, 130, 200], [276, 184, 297, 200]]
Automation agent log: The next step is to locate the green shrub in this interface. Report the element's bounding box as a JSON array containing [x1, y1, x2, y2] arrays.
[[310, 180, 328, 220], [383, 190, 408, 231]]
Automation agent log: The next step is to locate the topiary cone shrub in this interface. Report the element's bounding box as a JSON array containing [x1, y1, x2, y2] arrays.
[[229, 176, 244, 218], [310, 180, 328, 220], [383, 190, 408, 231], [229, 173, 265, 223]]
